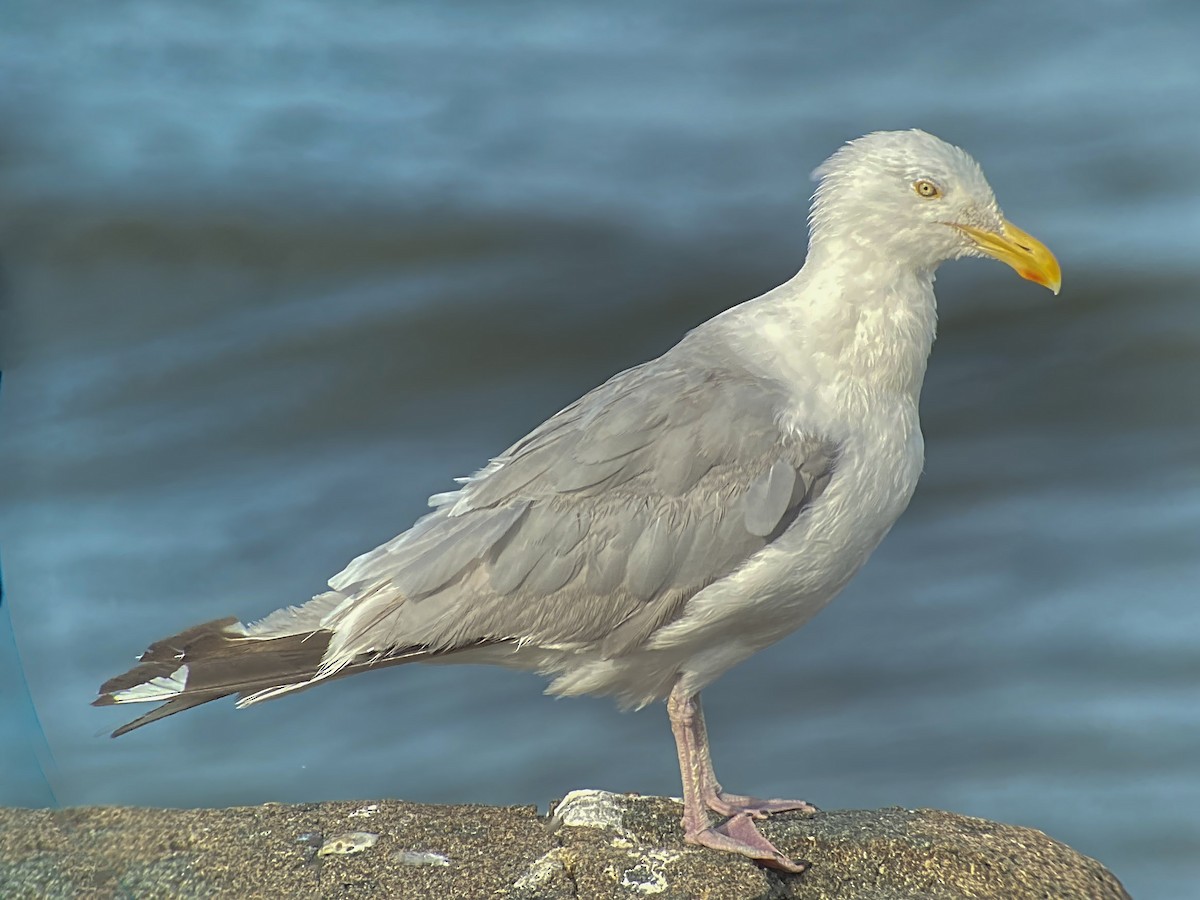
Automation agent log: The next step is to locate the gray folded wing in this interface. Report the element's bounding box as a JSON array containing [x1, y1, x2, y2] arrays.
[[320, 356, 839, 670]]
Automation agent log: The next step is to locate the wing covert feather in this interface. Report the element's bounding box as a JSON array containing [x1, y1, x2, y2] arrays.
[[323, 358, 840, 664], [743, 459, 798, 537]]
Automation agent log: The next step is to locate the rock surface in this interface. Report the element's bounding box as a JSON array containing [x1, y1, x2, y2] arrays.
[[0, 791, 1130, 899]]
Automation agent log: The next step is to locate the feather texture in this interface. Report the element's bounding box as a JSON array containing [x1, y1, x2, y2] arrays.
[[318, 360, 839, 674]]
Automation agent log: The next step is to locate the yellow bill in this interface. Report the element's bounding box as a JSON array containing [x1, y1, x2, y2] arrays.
[[957, 219, 1061, 295]]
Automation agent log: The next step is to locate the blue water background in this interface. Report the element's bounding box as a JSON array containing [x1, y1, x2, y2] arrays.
[[2, 2, 1198, 897]]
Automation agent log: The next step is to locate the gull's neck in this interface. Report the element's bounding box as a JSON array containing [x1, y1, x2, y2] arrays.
[[720, 236, 940, 410]]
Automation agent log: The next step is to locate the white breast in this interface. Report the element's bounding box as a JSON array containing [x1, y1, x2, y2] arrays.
[[647, 387, 924, 696]]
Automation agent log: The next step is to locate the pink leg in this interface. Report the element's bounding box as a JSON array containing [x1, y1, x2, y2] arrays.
[[687, 697, 817, 820], [666, 680, 810, 873]]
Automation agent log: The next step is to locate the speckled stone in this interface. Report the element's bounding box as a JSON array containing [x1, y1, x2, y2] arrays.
[[0, 795, 1129, 899]]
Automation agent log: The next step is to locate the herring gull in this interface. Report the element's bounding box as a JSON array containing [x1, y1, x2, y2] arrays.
[[95, 129, 1060, 872]]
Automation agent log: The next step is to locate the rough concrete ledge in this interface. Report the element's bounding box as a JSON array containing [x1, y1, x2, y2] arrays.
[[0, 791, 1129, 899]]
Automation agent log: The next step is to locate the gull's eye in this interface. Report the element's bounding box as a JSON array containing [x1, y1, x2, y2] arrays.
[[913, 179, 941, 199]]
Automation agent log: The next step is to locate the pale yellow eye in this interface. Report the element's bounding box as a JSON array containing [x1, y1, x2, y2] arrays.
[[913, 179, 941, 199]]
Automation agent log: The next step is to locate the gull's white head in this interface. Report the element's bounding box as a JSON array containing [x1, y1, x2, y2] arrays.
[[809, 129, 1060, 294]]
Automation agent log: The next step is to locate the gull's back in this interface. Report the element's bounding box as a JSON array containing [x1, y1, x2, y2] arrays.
[[312, 317, 849, 708]]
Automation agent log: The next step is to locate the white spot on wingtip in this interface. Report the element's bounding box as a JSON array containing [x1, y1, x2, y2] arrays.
[[110, 664, 188, 703]]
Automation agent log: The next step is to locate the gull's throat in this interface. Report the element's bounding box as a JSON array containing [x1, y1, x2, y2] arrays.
[[793, 243, 939, 402]]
